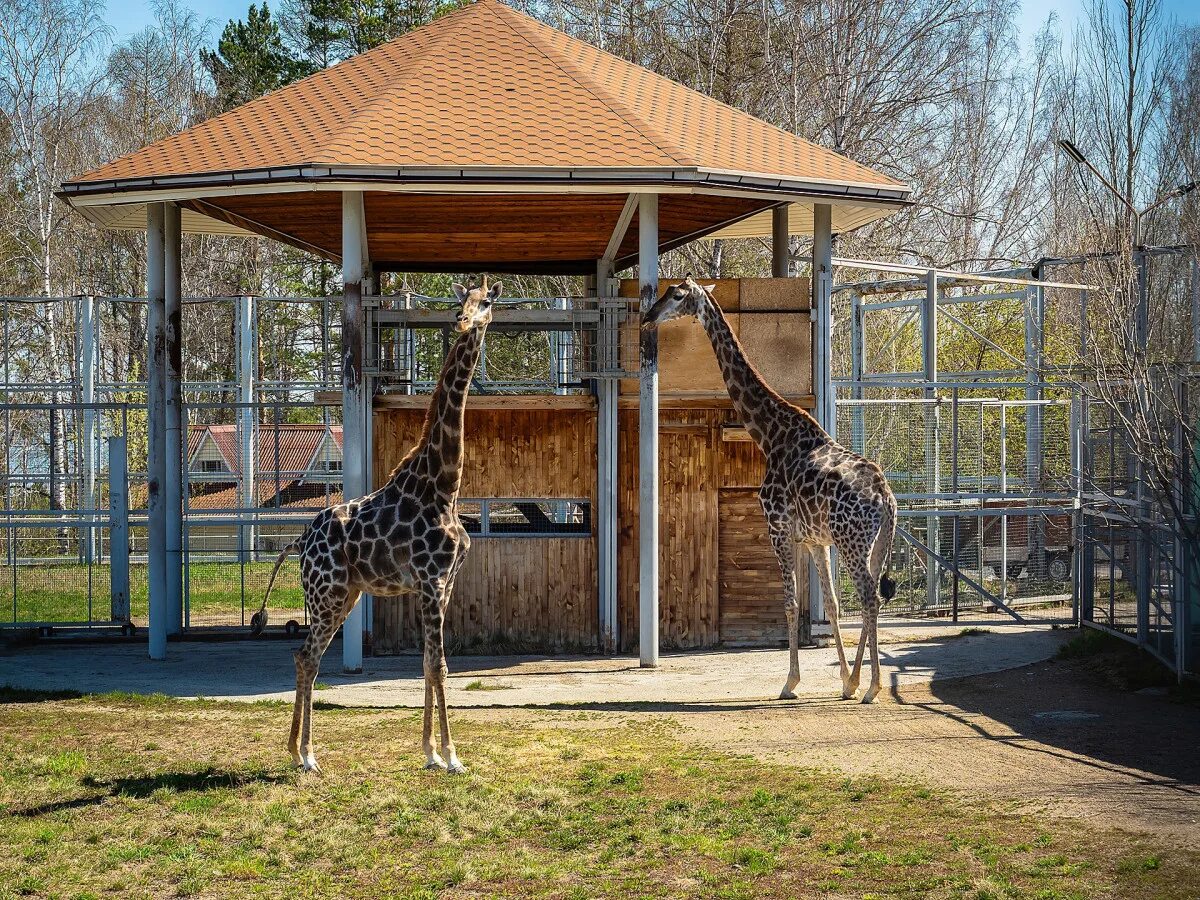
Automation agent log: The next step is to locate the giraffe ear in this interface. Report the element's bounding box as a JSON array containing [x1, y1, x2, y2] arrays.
[[451, 283, 469, 302], [487, 280, 503, 302], [684, 273, 696, 285]]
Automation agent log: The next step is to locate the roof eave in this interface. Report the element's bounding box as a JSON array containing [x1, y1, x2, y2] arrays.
[[59, 164, 912, 210]]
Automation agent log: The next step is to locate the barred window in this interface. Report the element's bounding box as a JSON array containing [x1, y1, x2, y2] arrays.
[[457, 498, 590, 538]]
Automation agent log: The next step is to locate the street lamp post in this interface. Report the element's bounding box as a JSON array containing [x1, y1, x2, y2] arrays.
[[1056, 137, 1197, 347]]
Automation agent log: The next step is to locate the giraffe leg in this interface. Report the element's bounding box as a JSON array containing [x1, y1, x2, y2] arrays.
[[768, 526, 801, 700], [812, 545, 855, 699], [848, 562, 883, 704], [420, 582, 464, 773], [294, 587, 359, 773]]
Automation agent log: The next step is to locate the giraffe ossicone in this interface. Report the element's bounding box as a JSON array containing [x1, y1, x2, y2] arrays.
[[643, 274, 898, 703], [254, 278, 501, 772]]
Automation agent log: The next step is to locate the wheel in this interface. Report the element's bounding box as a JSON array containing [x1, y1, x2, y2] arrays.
[[250, 611, 266, 637], [285, 619, 301, 637], [1048, 554, 1071, 581]]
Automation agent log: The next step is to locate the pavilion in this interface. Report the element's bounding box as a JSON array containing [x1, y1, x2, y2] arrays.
[[59, 0, 910, 668]]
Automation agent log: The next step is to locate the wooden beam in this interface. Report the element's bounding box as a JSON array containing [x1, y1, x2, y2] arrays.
[[374, 393, 596, 411]]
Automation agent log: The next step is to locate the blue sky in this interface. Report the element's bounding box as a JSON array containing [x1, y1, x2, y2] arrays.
[[108, 0, 1199, 45]]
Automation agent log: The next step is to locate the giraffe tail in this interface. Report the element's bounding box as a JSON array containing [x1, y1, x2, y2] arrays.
[[250, 539, 300, 636], [876, 500, 898, 602]]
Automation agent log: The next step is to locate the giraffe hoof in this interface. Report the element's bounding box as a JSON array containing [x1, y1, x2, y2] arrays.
[[301, 760, 322, 774], [841, 688, 857, 700], [778, 689, 798, 701], [424, 759, 448, 772], [861, 690, 881, 705], [446, 761, 468, 775]]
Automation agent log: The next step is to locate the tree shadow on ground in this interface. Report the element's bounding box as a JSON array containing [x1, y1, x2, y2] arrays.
[[7, 766, 291, 818]]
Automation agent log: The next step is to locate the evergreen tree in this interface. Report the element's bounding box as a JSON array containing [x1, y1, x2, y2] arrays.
[[201, 3, 314, 111]]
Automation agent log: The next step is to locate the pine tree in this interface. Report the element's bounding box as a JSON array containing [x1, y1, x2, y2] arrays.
[[201, 3, 314, 111]]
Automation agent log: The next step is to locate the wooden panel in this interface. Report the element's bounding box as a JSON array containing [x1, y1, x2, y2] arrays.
[[370, 406, 598, 653], [617, 277, 812, 398], [718, 488, 797, 646]]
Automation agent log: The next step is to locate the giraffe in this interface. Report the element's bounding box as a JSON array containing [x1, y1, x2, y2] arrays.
[[642, 276, 898, 703], [251, 279, 500, 773]]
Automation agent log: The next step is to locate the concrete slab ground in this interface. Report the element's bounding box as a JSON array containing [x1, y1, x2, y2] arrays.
[[0, 618, 1070, 707]]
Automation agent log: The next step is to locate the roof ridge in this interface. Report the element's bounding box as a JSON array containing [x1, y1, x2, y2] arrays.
[[491, 2, 900, 187], [486, 2, 698, 168]]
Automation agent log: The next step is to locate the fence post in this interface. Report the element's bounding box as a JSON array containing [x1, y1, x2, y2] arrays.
[[164, 203, 183, 636], [108, 435, 130, 623], [80, 295, 97, 564], [923, 269, 940, 612], [637, 192, 660, 667], [849, 291, 865, 455], [146, 202, 167, 659], [238, 295, 257, 561]]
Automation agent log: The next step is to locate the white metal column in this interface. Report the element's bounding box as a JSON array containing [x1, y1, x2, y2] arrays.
[[341, 191, 367, 673], [638, 193, 659, 667], [809, 203, 833, 628], [596, 259, 619, 652], [164, 203, 183, 634], [771, 205, 790, 278], [238, 296, 257, 562], [923, 269, 940, 611], [146, 202, 168, 659], [79, 294, 96, 564]]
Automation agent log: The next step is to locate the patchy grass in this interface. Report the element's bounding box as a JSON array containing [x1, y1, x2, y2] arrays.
[[1, 692, 1196, 899], [463, 679, 515, 692], [958, 627, 993, 637]]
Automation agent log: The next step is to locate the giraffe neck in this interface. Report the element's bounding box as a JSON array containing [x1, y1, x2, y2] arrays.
[[413, 325, 485, 496], [695, 292, 826, 447]]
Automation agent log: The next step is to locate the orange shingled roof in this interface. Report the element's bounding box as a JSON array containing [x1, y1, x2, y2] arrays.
[[69, 0, 901, 192]]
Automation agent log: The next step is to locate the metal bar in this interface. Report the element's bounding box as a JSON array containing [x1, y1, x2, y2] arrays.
[[341, 190, 366, 673], [79, 295, 96, 564], [829, 257, 1095, 290], [595, 260, 619, 653], [923, 270, 940, 612], [109, 435, 130, 622], [603, 194, 639, 265], [164, 203, 183, 636], [146, 202, 167, 659], [937, 305, 1026, 368], [897, 525, 1026, 622], [809, 203, 833, 633], [238, 296, 257, 561], [849, 292, 864, 453], [638, 192, 659, 668]]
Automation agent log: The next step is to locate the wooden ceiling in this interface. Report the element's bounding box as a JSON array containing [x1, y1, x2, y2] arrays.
[[181, 191, 776, 275]]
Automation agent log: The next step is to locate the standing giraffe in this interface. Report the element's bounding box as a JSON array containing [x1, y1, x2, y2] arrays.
[[642, 276, 897, 703], [252, 280, 500, 772]]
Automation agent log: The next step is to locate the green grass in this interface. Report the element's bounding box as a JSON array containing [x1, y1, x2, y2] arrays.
[[463, 679, 515, 692], [0, 561, 305, 624], [1, 692, 1196, 899]]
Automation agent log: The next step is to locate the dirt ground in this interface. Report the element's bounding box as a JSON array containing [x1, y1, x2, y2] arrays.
[[636, 656, 1200, 844]]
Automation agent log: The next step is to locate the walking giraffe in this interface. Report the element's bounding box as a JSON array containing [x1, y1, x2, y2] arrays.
[[253, 280, 500, 772], [642, 276, 897, 703]]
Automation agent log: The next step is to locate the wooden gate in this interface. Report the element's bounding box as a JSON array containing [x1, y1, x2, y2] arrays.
[[718, 488, 789, 645]]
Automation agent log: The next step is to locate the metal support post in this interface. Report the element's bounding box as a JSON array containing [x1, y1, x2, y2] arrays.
[[342, 191, 367, 673], [108, 435, 130, 623], [1134, 248, 1149, 350], [849, 291, 865, 454], [1192, 256, 1199, 364], [1078, 399, 1094, 624], [1025, 275, 1045, 576], [771, 205, 790, 278], [238, 296, 257, 561], [638, 193, 660, 667], [164, 203, 183, 635], [79, 294, 96, 563], [146, 202, 167, 659], [809, 203, 833, 633], [596, 261, 619, 652], [923, 269, 940, 611]]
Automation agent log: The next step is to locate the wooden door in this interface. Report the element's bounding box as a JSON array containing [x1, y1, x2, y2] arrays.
[[718, 488, 788, 646]]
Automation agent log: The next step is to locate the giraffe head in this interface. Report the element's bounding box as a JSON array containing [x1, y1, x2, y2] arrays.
[[451, 278, 501, 333], [641, 274, 716, 330]]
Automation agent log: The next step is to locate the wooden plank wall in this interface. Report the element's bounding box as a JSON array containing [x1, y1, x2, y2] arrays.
[[371, 407, 598, 654], [718, 488, 790, 645], [616, 404, 809, 652]]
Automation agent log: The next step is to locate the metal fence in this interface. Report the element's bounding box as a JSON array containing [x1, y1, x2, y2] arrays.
[[832, 385, 1078, 623]]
